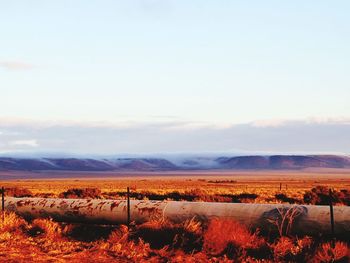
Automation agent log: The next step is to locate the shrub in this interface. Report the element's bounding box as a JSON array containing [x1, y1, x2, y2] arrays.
[[195, 193, 258, 203], [315, 242, 349, 263], [107, 237, 151, 261], [59, 188, 101, 199], [303, 186, 350, 206], [337, 190, 350, 206], [102, 225, 151, 261], [272, 236, 313, 261], [264, 206, 307, 237], [275, 193, 300, 204], [173, 218, 203, 252], [29, 218, 62, 240], [64, 224, 116, 242], [207, 180, 237, 184], [203, 219, 266, 259], [194, 195, 232, 203], [236, 193, 259, 203], [304, 186, 330, 205], [135, 218, 203, 252], [108, 225, 129, 243], [0, 212, 28, 233], [5, 187, 33, 197], [34, 193, 56, 198]]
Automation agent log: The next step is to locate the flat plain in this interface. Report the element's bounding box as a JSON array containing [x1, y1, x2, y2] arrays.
[[0, 168, 349, 203]]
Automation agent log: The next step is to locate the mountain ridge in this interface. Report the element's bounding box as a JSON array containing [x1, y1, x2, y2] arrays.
[[1, 155, 350, 172]]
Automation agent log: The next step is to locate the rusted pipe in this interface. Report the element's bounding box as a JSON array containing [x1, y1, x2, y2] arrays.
[[3, 197, 350, 237]]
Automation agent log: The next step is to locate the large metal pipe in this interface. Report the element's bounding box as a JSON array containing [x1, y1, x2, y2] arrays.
[[3, 197, 350, 237]]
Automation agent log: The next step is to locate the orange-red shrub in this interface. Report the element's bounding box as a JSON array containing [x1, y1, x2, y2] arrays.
[[29, 218, 62, 240], [59, 188, 101, 199], [272, 236, 313, 261], [0, 212, 28, 234], [203, 218, 265, 258], [315, 242, 349, 263], [135, 218, 203, 253], [5, 187, 33, 197]]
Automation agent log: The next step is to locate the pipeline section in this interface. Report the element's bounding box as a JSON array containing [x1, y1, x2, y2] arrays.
[[3, 197, 350, 237]]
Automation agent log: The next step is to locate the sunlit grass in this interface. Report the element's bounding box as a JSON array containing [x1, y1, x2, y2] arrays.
[[0, 212, 348, 262], [0, 172, 349, 261]]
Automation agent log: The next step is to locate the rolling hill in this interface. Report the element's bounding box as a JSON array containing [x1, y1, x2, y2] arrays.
[[0, 155, 349, 172]]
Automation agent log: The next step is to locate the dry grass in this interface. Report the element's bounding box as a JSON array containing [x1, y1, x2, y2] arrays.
[[314, 242, 349, 263], [0, 171, 349, 261], [0, 212, 348, 262], [133, 217, 203, 252], [203, 219, 268, 261], [271, 236, 313, 262], [1, 172, 349, 206], [29, 218, 63, 240]]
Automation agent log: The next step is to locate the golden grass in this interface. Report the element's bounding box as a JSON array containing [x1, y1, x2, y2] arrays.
[[0, 170, 349, 261], [1, 172, 349, 205], [203, 219, 265, 256], [1, 169, 349, 199], [315, 242, 349, 263], [0, 211, 348, 262]]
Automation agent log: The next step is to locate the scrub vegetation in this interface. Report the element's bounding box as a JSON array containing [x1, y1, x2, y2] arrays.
[[0, 172, 349, 262], [0, 212, 348, 262]]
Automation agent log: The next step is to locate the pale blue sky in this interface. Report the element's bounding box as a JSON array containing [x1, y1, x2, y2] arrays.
[[0, 1, 350, 154]]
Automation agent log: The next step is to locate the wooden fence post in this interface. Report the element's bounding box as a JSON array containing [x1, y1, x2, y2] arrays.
[[127, 187, 131, 228], [1, 187, 4, 221], [329, 188, 335, 247]]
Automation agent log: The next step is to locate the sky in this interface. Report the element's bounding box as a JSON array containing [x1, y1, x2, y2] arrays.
[[0, 1, 350, 155]]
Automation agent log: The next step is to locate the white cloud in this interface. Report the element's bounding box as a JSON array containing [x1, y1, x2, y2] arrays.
[[251, 117, 350, 128], [10, 140, 39, 147], [0, 117, 350, 154], [305, 117, 350, 125], [1, 116, 350, 130], [251, 119, 288, 128]]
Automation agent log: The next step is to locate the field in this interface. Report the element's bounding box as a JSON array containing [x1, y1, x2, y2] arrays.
[[0, 169, 349, 262], [1, 169, 350, 204]]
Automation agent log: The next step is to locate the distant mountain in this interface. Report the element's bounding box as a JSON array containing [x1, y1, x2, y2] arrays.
[[216, 155, 350, 169], [0, 155, 349, 172], [217, 156, 269, 169]]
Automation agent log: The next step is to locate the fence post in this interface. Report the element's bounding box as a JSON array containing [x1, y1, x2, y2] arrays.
[[1, 186, 4, 221], [279, 183, 282, 190], [127, 187, 131, 228], [329, 188, 335, 247]]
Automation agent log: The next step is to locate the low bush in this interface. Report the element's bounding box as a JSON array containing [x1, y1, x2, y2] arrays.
[[134, 218, 203, 252], [28, 218, 62, 240], [0, 212, 348, 262], [275, 193, 300, 204], [271, 236, 313, 262], [107, 189, 259, 204], [5, 187, 33, 197], [314, 241, 349, 263], [304, 186, 350, 206], [0, 212, 28, 234], [59, 188, 101, 199], [203, 219, 267, 260], [64, 224, 116, 242]]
